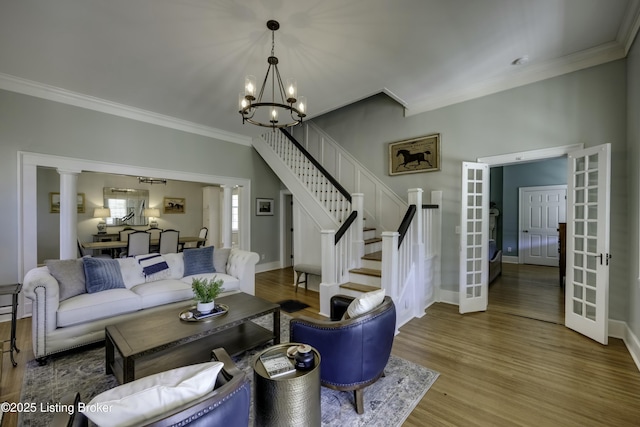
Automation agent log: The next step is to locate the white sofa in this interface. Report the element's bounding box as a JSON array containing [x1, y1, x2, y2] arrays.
[[23, 247, 259, 362]]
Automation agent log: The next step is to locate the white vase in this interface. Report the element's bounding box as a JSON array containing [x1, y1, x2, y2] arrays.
[[197, 301, 215, 314]]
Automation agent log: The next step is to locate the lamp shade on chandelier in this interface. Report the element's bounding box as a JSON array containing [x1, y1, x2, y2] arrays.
[[239, 20, 307, 129]]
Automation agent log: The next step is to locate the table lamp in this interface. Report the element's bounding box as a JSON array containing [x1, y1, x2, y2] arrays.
[[93, 207, 111, 234], [143, 208, 160, 228]]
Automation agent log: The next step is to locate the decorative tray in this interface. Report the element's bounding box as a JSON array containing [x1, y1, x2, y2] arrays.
[[179, 304, 229, 322]]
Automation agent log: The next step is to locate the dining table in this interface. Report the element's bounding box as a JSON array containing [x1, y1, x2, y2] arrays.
[[82, 236, 206, 252]]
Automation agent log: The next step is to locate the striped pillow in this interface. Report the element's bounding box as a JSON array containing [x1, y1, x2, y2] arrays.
[[135, 253, 170, 282]]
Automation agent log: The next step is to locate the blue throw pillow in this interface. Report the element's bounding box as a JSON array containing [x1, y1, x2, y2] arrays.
[[83, 257, 126, 293], [183, 246, 215, 276]]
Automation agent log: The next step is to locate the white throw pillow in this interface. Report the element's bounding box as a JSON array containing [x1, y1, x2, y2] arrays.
[[344, 289, 386, 320], [81, 361, 223, 427]]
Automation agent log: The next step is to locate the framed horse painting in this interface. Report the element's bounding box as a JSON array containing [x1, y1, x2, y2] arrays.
[[388, 133, 441, 175]]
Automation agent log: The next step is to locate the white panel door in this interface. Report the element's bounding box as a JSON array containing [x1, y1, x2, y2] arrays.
[[459, 162, 489, 313], [565, 144, 611, 344], [520, 185, 567, 266]]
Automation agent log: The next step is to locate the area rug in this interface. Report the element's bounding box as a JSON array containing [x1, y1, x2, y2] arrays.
[[20, 314, 439, 426], [277, 299, 310, 313]]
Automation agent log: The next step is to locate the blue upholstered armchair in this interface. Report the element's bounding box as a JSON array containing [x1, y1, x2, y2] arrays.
[[290, 294, 396, 414], [53, 348, 250, 427]]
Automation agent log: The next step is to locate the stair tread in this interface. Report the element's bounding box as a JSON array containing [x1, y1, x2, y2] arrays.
[[362, 251, 382, 261], [363, 227, 376, 232], [350, 267, 382, 277], [364, 237, 382, 244], [339, 282, 380, 293]]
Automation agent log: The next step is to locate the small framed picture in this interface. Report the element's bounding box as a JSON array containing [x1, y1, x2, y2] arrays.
[[50, 192, 85, 213], [163, 197, 186, 214], [256, 198, 274, 216]]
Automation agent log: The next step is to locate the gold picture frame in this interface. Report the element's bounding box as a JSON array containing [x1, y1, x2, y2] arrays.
[[49, 192, 85, 213], [388, 133, 441, 175], [163, 197, 186, 214]]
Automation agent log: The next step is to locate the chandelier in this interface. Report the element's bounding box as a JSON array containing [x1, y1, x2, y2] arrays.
[[239, 20, 307, 129]]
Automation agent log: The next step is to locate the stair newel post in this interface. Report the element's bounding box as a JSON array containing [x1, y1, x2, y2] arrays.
[[408, 188, 425, 317], [381, 231, 399, 300], [320, 229, 338, 316], [352, 193, 365, 268], [321, 229, 337, 283]]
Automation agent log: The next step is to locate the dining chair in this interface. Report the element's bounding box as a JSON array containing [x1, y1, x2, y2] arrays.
[[197, 227, 208, 248], [181, 227, 207, 251], [147, 228, 162, 252], [159, 229, 180, 254], [126, 231, 151, 257], [118, 229, 138, 257], [119, 229, 136, 242]]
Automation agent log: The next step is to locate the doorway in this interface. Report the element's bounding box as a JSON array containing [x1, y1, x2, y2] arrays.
[[519, 185, 567, 266], [280, 190, 294, 268], [489, 166, 566, 322], [475, 145, 580, 323]]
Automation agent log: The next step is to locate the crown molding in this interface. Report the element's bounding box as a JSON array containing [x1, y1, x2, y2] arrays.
[[406, 41, 627, 117], [0, 73, 252, 146], [618, 0, 640, 54]]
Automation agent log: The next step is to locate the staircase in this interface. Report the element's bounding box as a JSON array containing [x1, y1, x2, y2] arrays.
[[253, 125, 442, 328], [340, 227, 382, 294]]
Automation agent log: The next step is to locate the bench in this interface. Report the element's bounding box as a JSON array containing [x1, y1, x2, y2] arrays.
[[293, 264, 322, 292]]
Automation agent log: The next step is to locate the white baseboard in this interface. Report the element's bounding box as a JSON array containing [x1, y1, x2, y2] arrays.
[[502, 255, 519, 264], [609, 319, 640, 373], [438, 289, 459, 305], [255, 261, 282, 273]]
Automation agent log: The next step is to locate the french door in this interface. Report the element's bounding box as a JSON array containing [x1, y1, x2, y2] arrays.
[[459, 143, 611, 344], [565, 144, 611, 344], [459, 162, 489, 313]]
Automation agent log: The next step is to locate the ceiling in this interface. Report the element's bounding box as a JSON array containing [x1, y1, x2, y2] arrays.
[[1, 0, 639, 144]]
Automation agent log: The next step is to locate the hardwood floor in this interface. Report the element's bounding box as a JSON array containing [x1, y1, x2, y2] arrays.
[[488, 263, 565, 324], [1, 266, 639, 426]]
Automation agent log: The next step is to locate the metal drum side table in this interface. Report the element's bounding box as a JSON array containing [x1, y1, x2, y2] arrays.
[[253, 343, 321, 427]]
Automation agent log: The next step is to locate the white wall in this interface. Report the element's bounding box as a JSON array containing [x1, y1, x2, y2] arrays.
[[0, 88, 283, 288], [310, 59, 629, 321]]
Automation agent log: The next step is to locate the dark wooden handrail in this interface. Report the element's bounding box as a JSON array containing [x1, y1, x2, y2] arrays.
[[335, 211, 358, 245], [279, 128, 352, 203], [397, 205, 417, 248]]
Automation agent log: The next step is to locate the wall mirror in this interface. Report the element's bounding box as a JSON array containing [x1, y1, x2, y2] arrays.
[[103, 187, 149, 226]]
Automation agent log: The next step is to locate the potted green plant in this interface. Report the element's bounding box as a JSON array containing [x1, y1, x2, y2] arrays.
[[191, 276, 225, 314]]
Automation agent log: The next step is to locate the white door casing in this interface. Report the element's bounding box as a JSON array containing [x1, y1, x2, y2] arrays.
[[459, 162, 489, 313], [519, 185, 567, 267], [565, 144, 611, 345]]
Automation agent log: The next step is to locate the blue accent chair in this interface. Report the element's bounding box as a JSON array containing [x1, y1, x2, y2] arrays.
[[53, 348, 250, 427], [290, 294, 396, 414]]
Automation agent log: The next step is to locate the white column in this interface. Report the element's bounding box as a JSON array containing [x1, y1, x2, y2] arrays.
[[58, 168, 81, 259], [221, 185, 233, 248]]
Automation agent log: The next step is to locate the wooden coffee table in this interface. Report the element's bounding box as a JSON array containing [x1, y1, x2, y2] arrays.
[[105, 292, 280, 384]]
